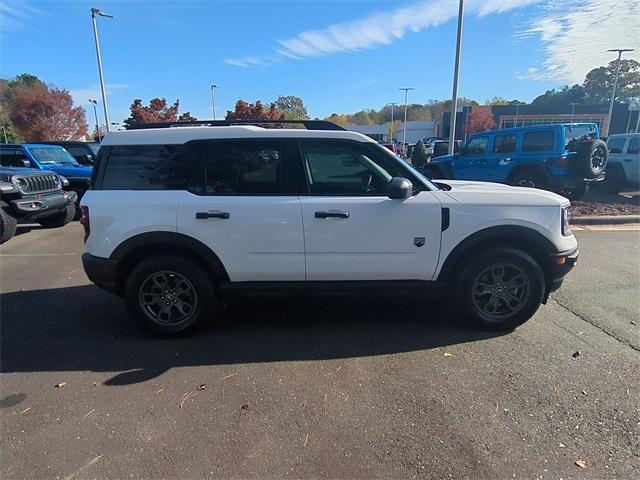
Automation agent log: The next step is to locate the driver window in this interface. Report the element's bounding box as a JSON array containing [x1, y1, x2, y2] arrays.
[[464, 136, 488, 155], [300, 140, 392, 195]]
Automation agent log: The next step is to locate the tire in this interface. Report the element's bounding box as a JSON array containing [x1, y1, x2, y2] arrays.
[[0, 208, 18, 244], [455, 247, 545, 331], [38, 204, 76, 228], [561, 183, 588, 201], [124, 254, 216, 336], [567, 138, 608, 179], [508, 169, 547, 189], [602, 165, 625, 193]]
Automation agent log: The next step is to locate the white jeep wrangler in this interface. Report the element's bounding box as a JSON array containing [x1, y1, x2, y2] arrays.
[[81, 120, 578, 336]]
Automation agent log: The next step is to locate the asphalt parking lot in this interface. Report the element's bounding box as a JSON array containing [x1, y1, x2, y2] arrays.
[[1, 223, 639, 479]]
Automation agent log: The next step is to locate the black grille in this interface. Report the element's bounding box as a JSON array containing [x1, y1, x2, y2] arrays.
[[15, 174, 60, 194]]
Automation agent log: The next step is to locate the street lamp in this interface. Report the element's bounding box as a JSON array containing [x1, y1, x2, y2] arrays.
[[91, 7, 113, 132], [88, 99, 101, 144], [399, 88, 414, 155], [210, 84, 219, 120], [569, 102, 579, 123], [386, 102, 398, 142], [606, 48, 634, 135], [448, 0, 464, 155]]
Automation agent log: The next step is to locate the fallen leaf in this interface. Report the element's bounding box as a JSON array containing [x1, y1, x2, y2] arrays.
[[572, 351, 580, 358], [240, 403, 249, 410], [443, 352, 453, 357], [87, 455, 104, 467], [575, 460, 587, 469], [54, 382, 67, 388], [197, 384, 206, 391]]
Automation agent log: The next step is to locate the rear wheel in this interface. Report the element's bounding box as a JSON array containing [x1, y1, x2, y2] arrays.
[[456, 248, 545, 331], [124, 255, 216, 336], [38, 204, 76, 228], [508, 169, 547, 189], [0, 208, 18, 244]]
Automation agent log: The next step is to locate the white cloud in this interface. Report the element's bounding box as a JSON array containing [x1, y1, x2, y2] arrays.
[[518, 0, 640, 84], [0, 0, 46, 32], [69, 84, 129, 107], [225, 0, 540, 66]]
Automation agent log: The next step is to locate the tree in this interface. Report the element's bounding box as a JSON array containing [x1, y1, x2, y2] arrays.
[[274, 95, 309, 120], [467, 108, 495, 134], [324, 113, 350, 126], [226, 99, 284, 121], [411, 140, 430, 168], [10, 86, 87, 141], [178, 111, 198, 122], [532, 84, 586, 106], [123, 98, 180, 128], [584, 59, 640, 103], [351, 110, 373, 125]]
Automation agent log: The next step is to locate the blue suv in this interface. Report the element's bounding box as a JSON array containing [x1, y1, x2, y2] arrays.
[[0, 143, 92, 215], [425, 123, 608, 200]]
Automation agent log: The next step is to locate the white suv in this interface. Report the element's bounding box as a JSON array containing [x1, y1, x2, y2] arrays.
[[81, 120, 578, 335]]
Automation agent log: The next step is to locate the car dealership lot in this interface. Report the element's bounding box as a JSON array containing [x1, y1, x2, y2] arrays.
[[1, 224, 639, 479]]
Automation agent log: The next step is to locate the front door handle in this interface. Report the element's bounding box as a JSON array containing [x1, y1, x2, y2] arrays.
[[315, 211, 349, 219], [196, 211, 230, 219]]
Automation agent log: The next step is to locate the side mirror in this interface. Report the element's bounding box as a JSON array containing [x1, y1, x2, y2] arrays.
[[20, 159, 31, 168], [387, 177, 413, 200]]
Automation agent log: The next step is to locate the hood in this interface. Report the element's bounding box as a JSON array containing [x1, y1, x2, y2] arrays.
[[437, 179, 570, 207], [41, 164, 93, 178], [0, 166, 44, 176]]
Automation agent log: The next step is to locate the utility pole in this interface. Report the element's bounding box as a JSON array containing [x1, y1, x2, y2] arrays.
[[91, 7, 113, 132], [448, 0, 464, 155], [606, 48, 634, 136], [88, 99, 101, 144], [210, 84, 218, 120], [387, 102, 398, 141], [514, 104, 520, 127], [399, 88, 414, 155], [569, 102, 579, 123]]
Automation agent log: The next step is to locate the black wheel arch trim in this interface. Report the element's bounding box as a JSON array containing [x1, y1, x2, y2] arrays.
[[505, 164, 551, 184], [437, 225, 558, 282], [110, 231, 230, 284]]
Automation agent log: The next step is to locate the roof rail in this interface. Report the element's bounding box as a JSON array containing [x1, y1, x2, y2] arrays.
[[126, 119, 346, 131]]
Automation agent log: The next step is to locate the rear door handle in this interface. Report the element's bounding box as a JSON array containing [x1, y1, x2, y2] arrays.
[[196, 211, 230, 219], [315, 211, 349, 219]]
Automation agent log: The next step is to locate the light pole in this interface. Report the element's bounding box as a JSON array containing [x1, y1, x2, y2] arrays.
[[399, 88, 414, 155], [514, 104, 520, 127], [606, 48, 634, 136], [88, 99, 101, 144], [386, 102, 398, 142], [91, 7, 113, 132], [569, 102, 579, 123], [210, 84, 219, 120], [448, 0, 464, 155]]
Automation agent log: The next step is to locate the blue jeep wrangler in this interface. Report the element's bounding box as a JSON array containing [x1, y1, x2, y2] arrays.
[[0, 144, 92, 216], [425, 123, 608, 200]]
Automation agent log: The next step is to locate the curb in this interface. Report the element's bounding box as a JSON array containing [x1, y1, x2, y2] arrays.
[[570, 215, 640, 225]]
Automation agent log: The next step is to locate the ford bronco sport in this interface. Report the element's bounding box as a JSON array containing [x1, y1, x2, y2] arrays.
[[81, 120, 578, 336]]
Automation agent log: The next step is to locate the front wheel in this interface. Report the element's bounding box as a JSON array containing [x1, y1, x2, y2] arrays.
[[508, 170, 547, 189], [124, 255, 216, 336], [456, 248, 545, 331], [0, 208, 18, 244]]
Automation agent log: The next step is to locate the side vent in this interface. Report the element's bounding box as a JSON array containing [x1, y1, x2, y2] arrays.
[[441, 207, 450, 232]]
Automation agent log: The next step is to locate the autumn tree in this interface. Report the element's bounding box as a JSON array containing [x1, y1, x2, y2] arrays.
[[274, 95, 309, 120], [123, 98, 182, 128], [226, 100, 284, 121], [178, 111, 198, 122], [467, 108, 495, 134], [324, 113, 350, 126], [10, 86, 87, 141]]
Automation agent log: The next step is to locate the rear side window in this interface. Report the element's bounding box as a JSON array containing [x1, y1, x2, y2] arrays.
[[493, 134, 516, 154], [523, 131, 555, 152], [607, 138, 626, 154], [625, 138, 639, 154]]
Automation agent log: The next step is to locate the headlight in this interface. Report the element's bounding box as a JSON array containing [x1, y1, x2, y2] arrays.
[[13, 177, 28, 190], [561, 207, 571, 236]]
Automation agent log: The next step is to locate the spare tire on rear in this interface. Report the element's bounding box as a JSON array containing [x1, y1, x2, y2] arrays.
[[567, 138, 608, 179]]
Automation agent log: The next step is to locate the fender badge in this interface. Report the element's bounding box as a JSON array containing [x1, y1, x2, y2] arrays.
[[413, 237, 426, 247]]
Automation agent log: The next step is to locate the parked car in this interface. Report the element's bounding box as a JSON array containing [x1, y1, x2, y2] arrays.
[[603, 133, 639, 192], [0, 166, 76, 244], [81, 119, 577, 336], [34, 141, 99, 165], [380, 141, 399, 154], [0, 144, 92, 216], [423, 123, 607, 200]]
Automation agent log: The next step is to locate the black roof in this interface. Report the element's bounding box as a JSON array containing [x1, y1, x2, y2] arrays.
[[126, 119, 346, 131]]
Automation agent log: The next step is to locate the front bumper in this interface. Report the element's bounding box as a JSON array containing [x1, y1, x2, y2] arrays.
[[10, 190, 76, 216], [82, 253, 120, 295], [545, 247, 578, 299]]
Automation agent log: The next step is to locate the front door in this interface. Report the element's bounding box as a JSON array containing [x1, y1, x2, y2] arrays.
[[296, 139, 442, 281], [451, 135, 492, 181]]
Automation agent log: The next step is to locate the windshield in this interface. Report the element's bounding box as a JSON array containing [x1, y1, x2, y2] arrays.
[[28, 147, 79, 166]]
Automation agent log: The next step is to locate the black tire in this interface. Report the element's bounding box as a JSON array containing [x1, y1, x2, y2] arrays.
[[508, 169, 547, 189], [602, 165, 625, 193], [124, 254, 216, 336], [561, 183, 588, 201], [0, 208, 18, 244], [567, 138, 608, 179], [37, 204, 76, 228], [455, 248, 545, 331]]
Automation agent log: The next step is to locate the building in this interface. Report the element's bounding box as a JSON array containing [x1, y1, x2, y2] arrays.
[[440, 102, 639, 140], [347, 121, 435, 143]]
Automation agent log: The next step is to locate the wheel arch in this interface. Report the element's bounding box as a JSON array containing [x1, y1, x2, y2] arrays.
[[110, 232, 230, 293], [505, 164, 550, 185]]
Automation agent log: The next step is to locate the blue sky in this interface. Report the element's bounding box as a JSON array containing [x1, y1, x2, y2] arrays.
[[1, 0, 638, 125]]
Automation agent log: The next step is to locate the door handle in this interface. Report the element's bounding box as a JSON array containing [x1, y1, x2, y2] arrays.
[[315, 211, 349, 219], [195, 211, 230, 219]]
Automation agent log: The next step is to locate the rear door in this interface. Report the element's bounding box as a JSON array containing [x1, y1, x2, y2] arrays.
[[176, 139, 305, 282], [296, 139, 442, 281]]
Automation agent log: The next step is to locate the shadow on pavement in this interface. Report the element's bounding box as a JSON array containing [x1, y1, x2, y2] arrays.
[[1, 285, 506, 386]]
